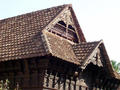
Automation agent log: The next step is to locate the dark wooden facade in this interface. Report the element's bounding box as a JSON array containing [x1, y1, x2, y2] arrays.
[[0, 57, 120, 90], [0, 4, 120, 90]]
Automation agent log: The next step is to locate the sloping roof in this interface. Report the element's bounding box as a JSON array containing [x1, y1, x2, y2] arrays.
[[72, 41, 100, 64], [0, 4, 119, 79], [44, 31, 80, 65], [70, 7, 86, 42], [0, 4, 86, 62], [0, 5, 66, 61], [99, 43, 120, 80], [73, 41, 120, 80]]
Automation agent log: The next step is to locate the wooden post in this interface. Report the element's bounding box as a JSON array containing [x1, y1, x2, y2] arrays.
[[23, 59, 29, 87]]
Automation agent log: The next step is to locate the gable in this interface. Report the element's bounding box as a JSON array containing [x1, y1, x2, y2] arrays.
[[0, 4, 85, 62], [0, 4, 119, 80], [73, 41, 120, 79], [72, 41, 102, 68], [89, 48, 103, 67], [44, 5, 86, 43], [0, 4, 85, 63], [73, 41, 108, 69], [81, 42, 103, 69]]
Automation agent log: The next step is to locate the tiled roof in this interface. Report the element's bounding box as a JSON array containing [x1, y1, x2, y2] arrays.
[[44, 31, 80, 65], [0, 4, 87, 63], [72, 41, 100, 64], [42, 31, 102, 65], [0, 4, 119, 80], [0, 5, 66, 61]]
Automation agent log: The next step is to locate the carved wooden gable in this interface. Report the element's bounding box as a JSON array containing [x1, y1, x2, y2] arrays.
[[81, 43, 105, 70], [86, 48, 103, 67], [72, 41, 104, 69], [78, 41, 113, 74], [45, 7, 80, 43]]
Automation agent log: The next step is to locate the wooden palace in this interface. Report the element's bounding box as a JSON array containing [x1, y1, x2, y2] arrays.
[[0, 4, 120, 90]]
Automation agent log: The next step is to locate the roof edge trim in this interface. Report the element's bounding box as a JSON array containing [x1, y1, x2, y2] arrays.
[[81, 40, 103, 69]]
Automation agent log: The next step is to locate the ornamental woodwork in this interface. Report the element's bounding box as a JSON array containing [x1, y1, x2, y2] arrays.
[[82, 48, 103, 69], [0, 57, 119, 90], [0, 4, 119, 90], [45, 8, 79, 43]]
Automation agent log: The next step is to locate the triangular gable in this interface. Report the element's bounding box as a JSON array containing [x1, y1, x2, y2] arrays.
[[73, 40, 120, 79], [43, 4, 86, 43], [0, 4, 86, 63], [72, 41, 101, 66], [80, 40, 103, 69], [73, 40, 108, 69]]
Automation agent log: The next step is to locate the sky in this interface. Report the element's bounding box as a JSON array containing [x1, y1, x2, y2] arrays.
[[0, 0, 120, 62]]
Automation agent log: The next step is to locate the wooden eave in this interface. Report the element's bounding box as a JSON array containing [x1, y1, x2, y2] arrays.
[[77, 40, 120, 80]]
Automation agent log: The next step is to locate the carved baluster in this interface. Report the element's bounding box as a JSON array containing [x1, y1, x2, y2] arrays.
[[52, 74, 56, 88], [43, 70, 47, 87], [59, 75, 64, 90], [46, 73, 50, 87], [76, 78, 79, 90], [63, 78, 66, 90], [74, 80, 77, 90], [49, 74, 54, 88], [68, 79, 71, 90], [58, 76, 61, 89], [55, 76, 59, 89], [66, 79, 69, 90], [71, 80, 75, 90]]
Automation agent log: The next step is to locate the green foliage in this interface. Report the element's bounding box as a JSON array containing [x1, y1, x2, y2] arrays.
[[0, 79, 21, 90], [0, 79, 10, 90], [111, 60, 120, 73]]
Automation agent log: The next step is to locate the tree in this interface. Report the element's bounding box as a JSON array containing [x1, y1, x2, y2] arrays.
[[111, 60, 120, 73]]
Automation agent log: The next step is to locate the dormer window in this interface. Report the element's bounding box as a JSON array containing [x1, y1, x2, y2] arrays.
[[48, 20, 78, 43]]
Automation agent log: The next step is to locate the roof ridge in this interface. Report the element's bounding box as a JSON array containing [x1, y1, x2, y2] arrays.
[[0, 4, 67, 61], [0, 4, 67, 22], [78, 40, 102, 44]]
